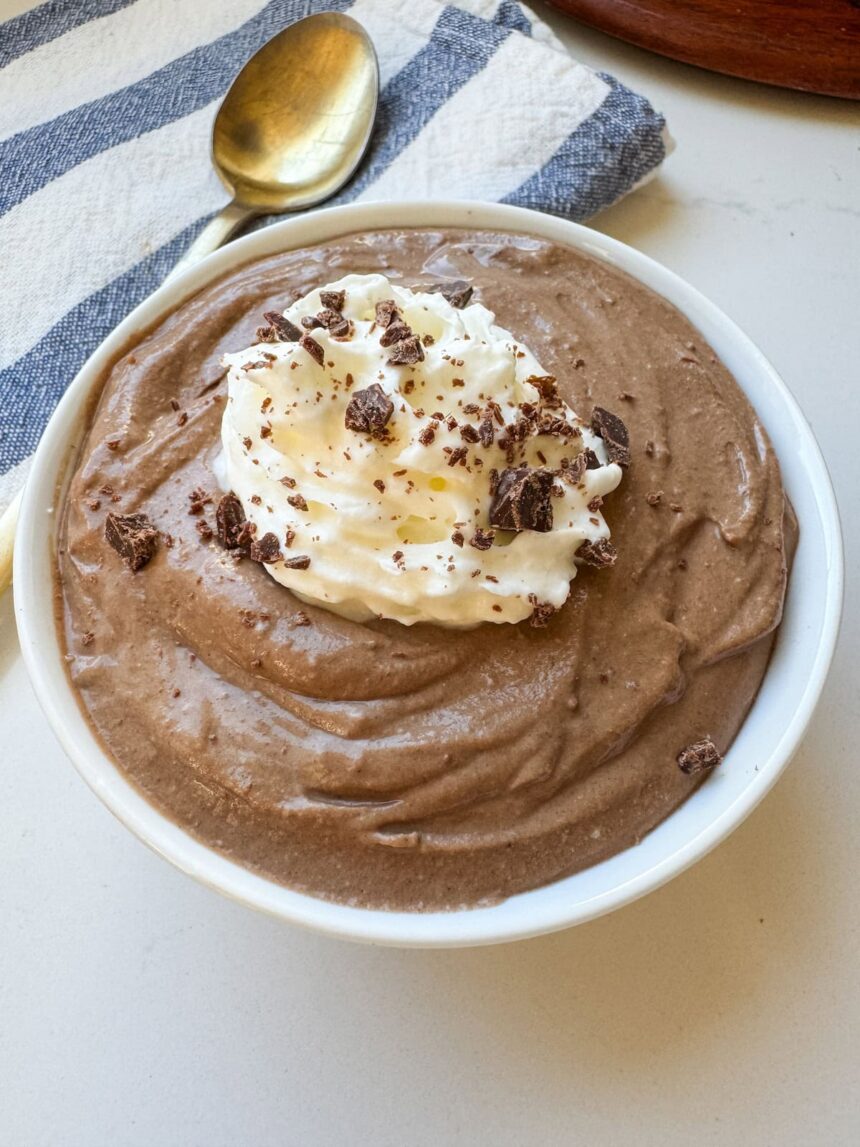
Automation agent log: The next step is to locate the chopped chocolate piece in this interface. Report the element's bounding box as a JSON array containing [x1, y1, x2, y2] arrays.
[[446, 415, 458, 432], [578, 539, 617, 568], [256, 325, 277, 343], [243, 436, 253, 450], [422, 333, 435, 347], [262, 311, 302, 341], [460, 424, 480, 444], [170, 398, 180, 411], [423, 280, 473, 309], [587, 496, 603, 512], [299, 334, 325, 366], [279, 475, 296, 488], [591, 406, 630, 467], [375, 299, 400, 328], [373, 479, 386, 493], [104, 512, 159, 572], [677, 738, 723, 776], [392, 550, 404, 566], [446, 445, 468, 467], [469, 527, 495, 551], [645, 491, 663, 506], [196, 520, 214, 542], [527, 375, 561, 408], [242, 360, 273, 372], [285, 529, 296, 548], [289, 611, 311, 628], [559, 453, 587, 486], [287, 493, 308, 512], [451, 530, 464, 547], [81, 631, 95, 647], [249, 532, 281, 564], [301, 315, 321, 330], [215, 493, 249, 551], [488, 467, 500, 495], [387, 336, 424, 366], [319, 289, 345, 312], [670, 502, 683, 514], [418, 425, 436, 447], [87, 498, 101, 511], [259, 425, 272, 439], [329, 317, 353, 339], [527, 594, 557, 628], [106, 439, 120, 451], [176, 412, 188, 427], [584, 448, 601, 470], [235, 521, 255, 549], [344, 383, 394, 437], [379, 320, 413, 348], [282, 554, 311, 570], [489, 466, 554, 533]]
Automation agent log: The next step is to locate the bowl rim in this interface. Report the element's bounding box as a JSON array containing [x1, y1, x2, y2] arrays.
[[13, 199, 844, 947]]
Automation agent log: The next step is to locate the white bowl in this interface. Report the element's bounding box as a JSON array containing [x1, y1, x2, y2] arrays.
[[14, 201, 843, 947]]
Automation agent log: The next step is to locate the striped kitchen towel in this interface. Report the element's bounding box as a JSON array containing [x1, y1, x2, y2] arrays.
[[0, 0, 669, 513]]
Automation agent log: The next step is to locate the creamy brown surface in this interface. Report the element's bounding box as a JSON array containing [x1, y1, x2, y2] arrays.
[[58, 229, 793, 910]]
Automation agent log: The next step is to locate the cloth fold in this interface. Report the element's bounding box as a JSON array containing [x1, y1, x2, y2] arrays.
[[0, 0, 669, 512]]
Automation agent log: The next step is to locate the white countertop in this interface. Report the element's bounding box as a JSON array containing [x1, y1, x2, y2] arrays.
[[2, 5, 858, 1144]]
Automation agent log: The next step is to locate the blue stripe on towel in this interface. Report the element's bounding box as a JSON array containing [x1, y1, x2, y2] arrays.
[[502, 74, 666, 220], [0, 0, 353, 218], [0, 216, 212, 474], [0, 0, 138, 71]]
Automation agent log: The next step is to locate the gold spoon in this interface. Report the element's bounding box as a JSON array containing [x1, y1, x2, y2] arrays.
[[0, 12, 379, 594]]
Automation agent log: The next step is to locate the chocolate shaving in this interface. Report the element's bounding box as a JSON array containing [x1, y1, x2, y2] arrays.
[[527, 595, 557, 628], [387, 336, 424, 366], [559, 453, 587, 486], [527, 375, 561, 408], [489, 466, 554, 533], [215, 493, 249, 551], [299, 334, 325, 366], [344, 383, 394, 437], [379, 320, 413, 348], [469, 527, 495, 551], [281, 554, 311, 570], [478, 417, 495, 448], [423, 280, 473, 309], [104, 512, 159, 572], [591, 407, 630, 467], [578, 539, 617, 568], [261, 311, 302, 342], [249, 532, 281, 564], [375, 299, 401, 328], [187, 486, 211, 515], [319, 290, 345, 312], [677, 738, 723, 776]]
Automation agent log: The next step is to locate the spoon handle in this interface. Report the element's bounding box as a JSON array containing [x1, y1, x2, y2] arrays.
[[166, 200, 258, 282]]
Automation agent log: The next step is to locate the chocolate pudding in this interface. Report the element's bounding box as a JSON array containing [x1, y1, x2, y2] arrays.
[[57, 229, 794, 910]]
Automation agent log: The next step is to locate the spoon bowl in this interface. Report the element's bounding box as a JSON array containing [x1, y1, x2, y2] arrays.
[[167, 11, 378, 279], [213, 13, 379, 212]]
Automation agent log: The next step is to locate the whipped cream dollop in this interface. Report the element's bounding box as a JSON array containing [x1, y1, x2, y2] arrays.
[[219, 274, 624, 626]]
